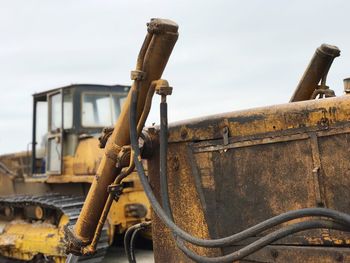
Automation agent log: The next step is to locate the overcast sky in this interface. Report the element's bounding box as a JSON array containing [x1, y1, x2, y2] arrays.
[[1, 0, 350, 154]]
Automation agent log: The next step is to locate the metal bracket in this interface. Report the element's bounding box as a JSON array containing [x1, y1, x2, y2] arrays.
[[107, 183, 124, 201], [309, 133, 325, 207], [104, 143, 123, 162], [98, 127, 114, 148], [130, 70, 146, 81], [115, 145, 131, 169], [311, 85, 335, 99], [222, 126, 229, 146]]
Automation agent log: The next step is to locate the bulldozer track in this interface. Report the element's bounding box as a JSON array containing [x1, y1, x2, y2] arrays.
[[0, 194, 108, 263]]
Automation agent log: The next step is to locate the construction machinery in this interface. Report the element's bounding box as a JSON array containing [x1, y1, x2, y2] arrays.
[[63, 18, 350, 263], [0, 84, 151, 262], [3, 19, 350, 262]]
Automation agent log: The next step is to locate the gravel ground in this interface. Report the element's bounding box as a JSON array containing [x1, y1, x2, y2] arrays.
[[104, 246, 154, 263], [0, 246, 154, 263]]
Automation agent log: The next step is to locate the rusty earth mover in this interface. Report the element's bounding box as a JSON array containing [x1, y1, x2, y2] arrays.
[[0, 84, 152, 262], [62, 18, 350, 262], [62, 18, 350, 263]]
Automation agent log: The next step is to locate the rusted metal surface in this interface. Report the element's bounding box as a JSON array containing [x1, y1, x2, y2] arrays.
[[149, 94, 350, 262], [241, 245, 350, 262], [0, 151, 30, 196], [167, 95, 350, 144], [148, 142, 221, 262]]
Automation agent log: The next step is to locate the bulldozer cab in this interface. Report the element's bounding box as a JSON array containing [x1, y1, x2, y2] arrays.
[[31, 84, 130, 176]]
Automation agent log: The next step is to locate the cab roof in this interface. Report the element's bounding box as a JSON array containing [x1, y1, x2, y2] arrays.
[[33, 84, 130, 101]]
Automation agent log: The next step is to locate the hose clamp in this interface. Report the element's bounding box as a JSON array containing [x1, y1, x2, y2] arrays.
[[107, 183, 124, 201]]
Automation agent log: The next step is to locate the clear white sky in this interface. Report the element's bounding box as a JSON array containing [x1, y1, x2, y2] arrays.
[[1, 0, 350, 154]]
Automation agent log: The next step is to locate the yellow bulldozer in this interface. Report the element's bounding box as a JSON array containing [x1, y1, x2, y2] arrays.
[[61, 18, 350, 263], [3, 17, 350, 263], [0, 84, 151, 262]]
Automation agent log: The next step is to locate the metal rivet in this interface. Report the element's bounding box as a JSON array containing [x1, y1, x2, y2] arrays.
[[180, 129, 188, 139], [271, 249, 278, 259]]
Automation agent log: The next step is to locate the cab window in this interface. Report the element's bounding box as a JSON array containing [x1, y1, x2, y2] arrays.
[[50, 93, 62, 131], [82, 93, 127, 127]]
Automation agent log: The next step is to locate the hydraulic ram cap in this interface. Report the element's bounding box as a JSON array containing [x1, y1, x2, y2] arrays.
[[317, 44, 341, 57], [147, 18, 178, 34]]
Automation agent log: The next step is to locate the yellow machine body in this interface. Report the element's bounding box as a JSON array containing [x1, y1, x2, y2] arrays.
[[0, 84, 151, 262], [3, 18, 350, 263], [148, 95, 350, 262], [0, 215, 69, 262], [61, 19, 350, 262]]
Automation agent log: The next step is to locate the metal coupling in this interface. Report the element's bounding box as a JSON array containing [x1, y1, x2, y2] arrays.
[[98, 127, 114, 148], [154, 79, 173, 100], [107, 183, 124, 201], [115, 145, 131, 169], [130, 70, 146, 81], [64, 225, 87, 256], [311, 85, 336, 99]]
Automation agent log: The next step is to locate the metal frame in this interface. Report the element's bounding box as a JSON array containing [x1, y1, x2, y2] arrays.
[[46, 89, 63, 175], [30, 84, 130, 176]]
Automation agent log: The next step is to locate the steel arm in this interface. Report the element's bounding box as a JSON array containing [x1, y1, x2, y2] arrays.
[[65, 18, 178, 253]]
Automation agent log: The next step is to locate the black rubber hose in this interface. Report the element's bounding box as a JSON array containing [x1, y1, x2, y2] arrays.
[[176, 219, 349, 263], [124, 224, 141, 263], [125, 222, 151, 263], [129, 82, 350, 248], [129, 227, 143, 262], [160, 99, 173, 219]]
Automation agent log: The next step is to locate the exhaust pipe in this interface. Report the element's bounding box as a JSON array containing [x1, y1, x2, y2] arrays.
[[290, 44, 340, 102]]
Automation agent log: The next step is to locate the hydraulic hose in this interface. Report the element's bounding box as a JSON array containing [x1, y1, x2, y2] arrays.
[[125, 83, 172, 263], [176, 220, 348, 263], [159, 93, 173, 219], [129, 82, 350, 249], [130, 81, 350, 261], [124, 224, 140, 263], [129, 229, 140, 262], [124, 222, 151, 263]]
